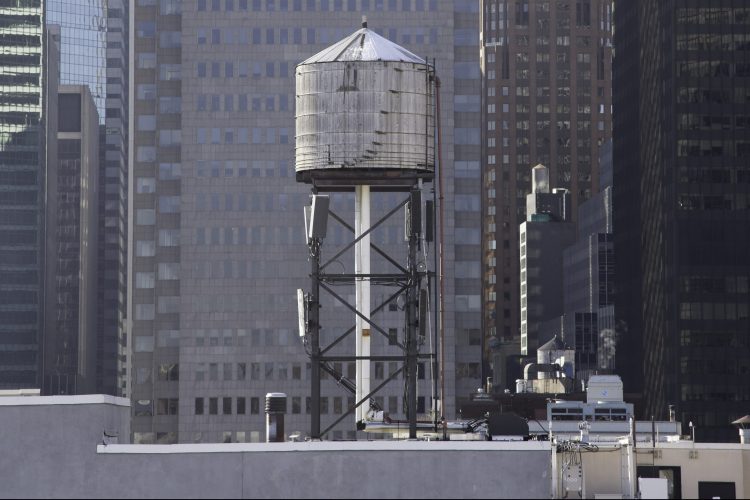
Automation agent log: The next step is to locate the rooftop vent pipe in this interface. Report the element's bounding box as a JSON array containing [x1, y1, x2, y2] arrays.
[[266, 392, 287, 442]]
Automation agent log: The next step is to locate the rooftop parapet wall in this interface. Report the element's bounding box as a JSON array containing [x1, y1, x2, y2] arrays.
[[0, 396, 550, 499]]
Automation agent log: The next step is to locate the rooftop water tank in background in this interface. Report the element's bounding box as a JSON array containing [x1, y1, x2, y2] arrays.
[[295, 23, 435, 185], [531, 164, 550, 194]]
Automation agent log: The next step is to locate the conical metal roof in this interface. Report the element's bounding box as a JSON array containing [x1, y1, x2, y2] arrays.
[[299, 25, 425, 65], [538, 335, 570, 351]]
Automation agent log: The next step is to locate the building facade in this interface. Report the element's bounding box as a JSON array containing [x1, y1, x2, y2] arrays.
[[127, 0, 481, 443], [480, 0, 613, 378], [613, 1, 750, 439], [42, 85, 100, 395], [519, 189, 575, 357], [559, 185, 613, 377], [0, 2, 58, 389], [47, 0, 129, 395]]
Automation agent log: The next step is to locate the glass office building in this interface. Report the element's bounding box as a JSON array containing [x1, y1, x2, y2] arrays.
[[0, 0, 56, 388], [613, 1, 750, 440], [47, 0, 129, 395]]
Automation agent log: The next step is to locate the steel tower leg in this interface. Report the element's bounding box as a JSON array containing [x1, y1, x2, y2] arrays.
[[406, 189, 420, 439], [310, 239, 321, 439]]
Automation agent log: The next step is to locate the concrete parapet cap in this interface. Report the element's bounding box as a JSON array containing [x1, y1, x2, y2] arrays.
[[98, 440, 551, 454], [0, 394, 130, 407]]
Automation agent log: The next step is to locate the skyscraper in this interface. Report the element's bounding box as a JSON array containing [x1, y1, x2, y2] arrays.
[[42, 85, 100, 395], [47, 0, 129, 395], [480, 0, 613, 371], [0, 3, 58, 389], [127, 0, 481, 443], [519, 165, 575, 357], [613, 1, 750, 440]]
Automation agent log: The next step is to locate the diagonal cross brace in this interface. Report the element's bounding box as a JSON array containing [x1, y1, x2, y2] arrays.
[[328, 209, 408, 275], [320, 197, 408, 271], [319, 281, 407, 351], [320, 285, 408, 355]]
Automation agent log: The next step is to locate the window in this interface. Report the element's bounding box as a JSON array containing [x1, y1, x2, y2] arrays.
[[223, 397, 232, 415], [158, 296, 180, 314], [159, 163, 181, 180], [135, 272, 155, 289], [138, 53, 156, 69], [135, 335, 154, 352], [159, 64, 181, 81], [156, 398, 179, 415], [237, 397, 246, 414], [209, 397, 218, 415], [137, 115, 156, 131], [137, 84, 156, 100], [136, 21, 155, 38], [136, 240, 155, 257], [159, 196, 180, 213], [159, 96, 181, 114], [158, 229, 180, 247], [158, 363, 179, 381], [195, 398, 204, 415], [136, 177, 155, 194], [135, 304, 155, 320], [157, 330, 180, 348]]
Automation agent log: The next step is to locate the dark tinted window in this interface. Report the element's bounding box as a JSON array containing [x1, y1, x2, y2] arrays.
[[58, 93, 81, 132]]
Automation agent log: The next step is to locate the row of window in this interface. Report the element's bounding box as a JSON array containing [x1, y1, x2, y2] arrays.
[[677, 140, 750, 158], [485, 34, 611, 49], [195, 61, 290, 79], [677, 87, 750, 105], [680, 276, 749, 294], [194, 192, 295, 212], [136, 22, 439, 48], [678, 193, 750, 211], [486, 103, 608, 115], [488, 85, 607, 98], [676, 7, 750, 25], [195, 26, 437, 46], [191, 395, 432, 417], [191, 225, 404, 247], [677, 33, 750, 52], [194, 159, 290, 178], [133, 299, 179, 319], [678, 114, 750, 132], [195, 94, 289, 113], [194, 0, 439, 13], [488, 67, 599, 81], [678, 61, 750, 79], [680, 330, 748, 348], [196, 127, 290, 145], [678, 302, 750, 321]]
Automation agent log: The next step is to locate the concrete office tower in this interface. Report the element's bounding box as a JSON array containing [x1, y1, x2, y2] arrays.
[[0, 5, 58, 388], [480, 0, 613, 373], [519, 170, 575, 356], [47, 0, 129, 395], [613, 2, 750, 440], [43, 86, 100, 395], [127, 0, 481, 443]]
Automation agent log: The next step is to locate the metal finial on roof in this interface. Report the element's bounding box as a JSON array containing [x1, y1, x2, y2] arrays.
[[362, 15, 367, 28]]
